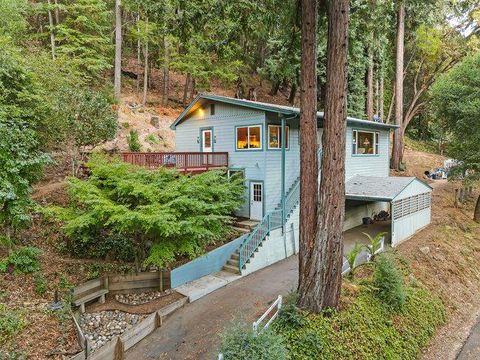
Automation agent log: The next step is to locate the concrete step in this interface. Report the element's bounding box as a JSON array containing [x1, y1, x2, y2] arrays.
[[234, 219, 259, 230], [231, 253, 239, 260], [227, 258, 239, 266], [222, 264, 240, 274], [232, 226, 250, 234]]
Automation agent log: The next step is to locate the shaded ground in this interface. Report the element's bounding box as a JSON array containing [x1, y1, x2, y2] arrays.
[[457, 317, 480, 360], [126, 256, 298, 360]]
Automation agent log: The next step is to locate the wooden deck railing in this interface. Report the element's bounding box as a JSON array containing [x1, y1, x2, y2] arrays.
[[122, 152, 228, 173]]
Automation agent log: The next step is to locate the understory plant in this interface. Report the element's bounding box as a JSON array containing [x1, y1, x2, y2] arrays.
[[345, 242, 363, 276], [127, 129, 141, 152], [47, 154, 244, 269], [363, 231, 387, 260], [219, 322, 287, 360], [372, 254, 406, 310], [0, 247, 41, 274]]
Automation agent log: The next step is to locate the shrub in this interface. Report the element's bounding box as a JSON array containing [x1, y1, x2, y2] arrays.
[[363, 231, 387, 260], [145, 133, 160, 145], [219, 322, 287, 360], [373, 255, 406, 310], [48, 155, 245, 269], [34, 274, 48, 295], [276, 292, 306, 329], [127, 130, 141, 152], [0, 247, 41, 274], [345, 242, 363, 276], [0, 304, 25, 345]]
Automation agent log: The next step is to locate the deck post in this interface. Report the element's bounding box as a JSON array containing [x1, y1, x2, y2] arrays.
[[281, 116, 286, 233]]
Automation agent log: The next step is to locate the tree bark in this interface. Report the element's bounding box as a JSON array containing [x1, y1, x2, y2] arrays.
[[297, 0, 319, 311], [47, 0, 56, 60], [392, 1, 405, 170], [162, 37, 170, 106], [474, 195, 480, 223], [136, 14, 141, 95], [298, 0, 349, 312], [379, 75, 384, 121], [142, 18, 149, 106], [366, 48, 374, 120], [183, 73, 191, 106], [114, 0, 122, 100], [53, 0, 59, 24]]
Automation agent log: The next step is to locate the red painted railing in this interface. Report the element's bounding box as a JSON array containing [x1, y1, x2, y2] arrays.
[[121, 152, 229, 173]]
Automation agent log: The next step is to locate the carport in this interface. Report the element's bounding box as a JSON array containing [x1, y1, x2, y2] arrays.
[[346, 176, 432, 246]]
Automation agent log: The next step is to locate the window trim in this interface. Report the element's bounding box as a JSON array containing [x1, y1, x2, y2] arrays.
[[267, 124, 290, 150], [227, 168, 245, 179], [352, 129, 380, 156], [235, 124, 263, 151]]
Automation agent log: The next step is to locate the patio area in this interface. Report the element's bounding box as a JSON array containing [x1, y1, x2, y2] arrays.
[[343, 220, 391, 254]]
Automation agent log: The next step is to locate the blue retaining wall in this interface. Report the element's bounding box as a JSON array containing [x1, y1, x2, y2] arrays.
[[170, 234, 247, 288]]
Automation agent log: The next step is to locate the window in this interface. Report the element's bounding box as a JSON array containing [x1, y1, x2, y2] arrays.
[[392, 193, 431, 220], [268, 125, 289, 149], [352, 130, 380, 155], [236, 125, 262, 150], [210, 103, 215, 116], [227, 169, 245, 179]]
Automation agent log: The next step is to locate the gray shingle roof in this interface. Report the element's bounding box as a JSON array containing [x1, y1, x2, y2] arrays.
[[345, 176, 418, 201]]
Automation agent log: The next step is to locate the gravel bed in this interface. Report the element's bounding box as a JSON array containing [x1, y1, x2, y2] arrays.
[[80, 310, 146, 350], [115, 289, 173, 305]]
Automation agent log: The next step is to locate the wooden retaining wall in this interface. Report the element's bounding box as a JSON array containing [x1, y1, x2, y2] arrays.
[[108, 271, 171, 295], [70, 297, 188, 360]]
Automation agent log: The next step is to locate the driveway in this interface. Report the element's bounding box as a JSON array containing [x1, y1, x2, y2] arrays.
[[457, 317, 480, 360], [126, 255, 299, 360]]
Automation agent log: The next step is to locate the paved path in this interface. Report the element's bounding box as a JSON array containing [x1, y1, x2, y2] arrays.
[[457, 317, 480, 360], [126, 255, 298, 360]]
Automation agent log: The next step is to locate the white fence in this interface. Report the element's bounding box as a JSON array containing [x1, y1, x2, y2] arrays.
[[252, 295, 283, 336]]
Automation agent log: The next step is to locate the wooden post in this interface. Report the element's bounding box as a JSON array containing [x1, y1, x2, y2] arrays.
[[460, 188, 466, 204], [159, 270, 163, 292], [113, 337, 125, 360], [455, 189, 460, 207], [155, 312, 162, 328], [184, 154, 187, 173]]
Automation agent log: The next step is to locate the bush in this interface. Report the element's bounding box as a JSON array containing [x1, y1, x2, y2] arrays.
[[127, 130, 141, 152], [48, 155, 245, 268], [0, 247, 41, 274], [219, 323, 287, 360], [373, 255, 406, 310], [145, 133, 160, 145], [34, 274, 48, 295], [276, 292, 306, 329], [0, 304, 25, 345]]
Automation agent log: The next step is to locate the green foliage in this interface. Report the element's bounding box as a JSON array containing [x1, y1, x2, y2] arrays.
[[49, 154, 244, 268], [276, 268, 445, 359], [55, 0, 113, 81], [145, 133, 160, 145], [127, 130, 142, 152], [219, 322, 287, 360], [34, 273, 48, 295], [276, 292, 306, 329], [0, 304, 26, 345], [345, 242, 363, 276], [0, 42, 51, 233], [373, 255, 406, 310], [430, 52, 480, 183], [363, 231, 387, 261], [0, 247, 42, 274]]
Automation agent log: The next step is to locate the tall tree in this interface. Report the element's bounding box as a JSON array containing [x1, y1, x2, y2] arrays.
[[114, 0, 122, 100], [392, 0, 405, 170], [298, 0, 349, 312], [297, 0, 318, 311]]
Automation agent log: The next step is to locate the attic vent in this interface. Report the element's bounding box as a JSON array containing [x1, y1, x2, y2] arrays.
[[210, 103, 215, 116]]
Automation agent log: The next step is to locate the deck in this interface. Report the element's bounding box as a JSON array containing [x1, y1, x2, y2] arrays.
[[121, 152, 228, 173]]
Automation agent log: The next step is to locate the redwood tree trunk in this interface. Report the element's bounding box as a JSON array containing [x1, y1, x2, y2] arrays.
[[392, 1, 405, 169], [474, 195, 480, 223], [366, 48, 374, 120], [114, 0, 122, 100], [142, 18, 149, 106], [298, 0, 349, 312], [183, 73, 191, 106], [162, 37, 170, 106], [379, 75, 384, 121], [47, 0, 56, 60], [298, 0, 319, 311]]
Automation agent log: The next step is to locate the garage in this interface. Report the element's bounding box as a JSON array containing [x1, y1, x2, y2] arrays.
[[346, 176, 433, 247]]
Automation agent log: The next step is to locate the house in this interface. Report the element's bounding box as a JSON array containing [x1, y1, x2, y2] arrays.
[[167, 93, 433, 275]]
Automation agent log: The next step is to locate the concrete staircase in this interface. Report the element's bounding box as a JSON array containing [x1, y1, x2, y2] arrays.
[[223, 219, 258, 274]]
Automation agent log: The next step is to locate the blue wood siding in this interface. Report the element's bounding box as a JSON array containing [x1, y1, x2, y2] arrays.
[[175, 102, 267, 217], [345, 127, 390, 180]]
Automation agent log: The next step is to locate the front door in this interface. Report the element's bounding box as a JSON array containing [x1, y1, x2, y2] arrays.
[[250, 182, 263, 221], [201, 129, 213, 153]]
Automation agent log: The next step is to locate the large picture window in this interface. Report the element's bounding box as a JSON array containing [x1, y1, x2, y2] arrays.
[[268, 125, 289, 149], [236, 125, 262, 150], [352, 130, 380, 155]]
